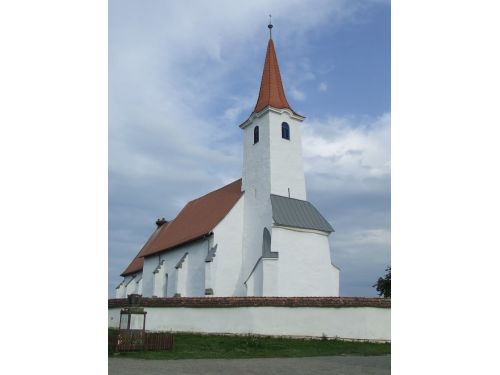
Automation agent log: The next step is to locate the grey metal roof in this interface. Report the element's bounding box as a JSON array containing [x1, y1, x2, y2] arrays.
[[270, 195, 334, 233]]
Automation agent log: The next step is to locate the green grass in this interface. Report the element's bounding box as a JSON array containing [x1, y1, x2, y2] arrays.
[[109, 329, 390, 360]]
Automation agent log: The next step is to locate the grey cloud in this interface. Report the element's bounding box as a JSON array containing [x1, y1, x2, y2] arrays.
[[303, 113, 391, 296]]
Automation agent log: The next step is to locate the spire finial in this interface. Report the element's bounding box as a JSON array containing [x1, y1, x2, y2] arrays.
[[268, 14, 273, 39]]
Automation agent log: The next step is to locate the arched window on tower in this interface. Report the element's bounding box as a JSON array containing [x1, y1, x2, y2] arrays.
[[281, 122, 290, 140], [254, 126, 259, 144]]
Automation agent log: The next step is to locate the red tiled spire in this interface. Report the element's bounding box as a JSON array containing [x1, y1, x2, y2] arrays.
[[254, 38, 297, 115]]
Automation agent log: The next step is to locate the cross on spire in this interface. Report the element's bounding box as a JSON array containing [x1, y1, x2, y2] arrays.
[[268, 14, 273, 39]]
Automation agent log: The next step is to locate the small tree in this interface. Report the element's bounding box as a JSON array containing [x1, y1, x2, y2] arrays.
[[373, 266, 391, 298]]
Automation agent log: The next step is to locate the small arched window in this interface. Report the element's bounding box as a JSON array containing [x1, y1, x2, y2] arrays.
[[254, 126, 259, 144], [281, 122, 290, 140]]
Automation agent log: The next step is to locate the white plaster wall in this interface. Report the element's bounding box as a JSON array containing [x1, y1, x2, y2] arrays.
[[241, 108, 306, 200], [127, 272, 143, 296], [161, 240, 206, 297], [137, 278, 143, 295], [246, 272, 255, 296], [211, 196, 245, 296], [126, 281, 137, 296], [241, 108, 307, 292], [272, 227, 339, 296], [241, 114, 271, 198], [142, 220, 268, 298], [241, 193, 273, 289], [153, 262, 167, 297], [161, 239, 208, 297], [124, 275, 138, 296], [121, 275, 133, 296], [204, 261, 213, 293], [268, 110, 306, 200], [241, 114, 274, 282], [142, 239, 207, 297], [108, 306, 390, 341], [175, 254, 188, 296], [262, 258, 279, 296], [142, 256, 158, 297], [115, 281, 125, 298], [246, 258, 263, 296]]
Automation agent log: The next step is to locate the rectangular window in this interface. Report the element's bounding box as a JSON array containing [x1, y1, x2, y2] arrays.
[[254, 126, 259, 144], [281, 122, 290, 140]]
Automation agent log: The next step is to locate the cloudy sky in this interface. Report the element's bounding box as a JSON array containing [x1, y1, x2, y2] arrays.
[[109, 0, 390, 298]]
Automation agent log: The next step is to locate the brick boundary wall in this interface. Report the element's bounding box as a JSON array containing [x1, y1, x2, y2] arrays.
[[108, 297, 390, 308]]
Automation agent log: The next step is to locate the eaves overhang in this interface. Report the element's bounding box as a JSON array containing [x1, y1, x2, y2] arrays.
[[272, 223, 333, 235], [139, 233, 213, 259], [239, 106, 305, 129]]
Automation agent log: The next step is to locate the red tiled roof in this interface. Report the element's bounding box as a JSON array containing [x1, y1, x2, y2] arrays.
[[120, 221, 169, 276], [254, 39, 300, 116], [120, 256, 143, 277], [138, 179, 243, 258]]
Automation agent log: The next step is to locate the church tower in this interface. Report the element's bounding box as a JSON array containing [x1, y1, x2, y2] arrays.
[[239, 23, 306, 291], [240, 27, 307, 201], [239, 23, 338, 297]]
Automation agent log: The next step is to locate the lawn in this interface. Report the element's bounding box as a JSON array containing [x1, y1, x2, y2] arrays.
[[109, 329, 390, 360]]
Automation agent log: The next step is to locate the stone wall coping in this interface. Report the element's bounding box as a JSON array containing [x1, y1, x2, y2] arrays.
[[108, 296, 390, 308]]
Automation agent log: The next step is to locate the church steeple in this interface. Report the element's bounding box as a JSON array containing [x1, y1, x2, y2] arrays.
[[253, 24, 299, 116], [241, 22, 307, 202]]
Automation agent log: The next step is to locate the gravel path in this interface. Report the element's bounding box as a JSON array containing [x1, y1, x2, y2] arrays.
[[109, 355, 390, 375]]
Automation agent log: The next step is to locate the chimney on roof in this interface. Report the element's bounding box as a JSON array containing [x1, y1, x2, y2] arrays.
[[155, 218, 168, 227]]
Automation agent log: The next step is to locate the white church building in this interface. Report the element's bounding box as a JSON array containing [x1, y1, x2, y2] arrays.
[[116, 27, 340, 299]]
